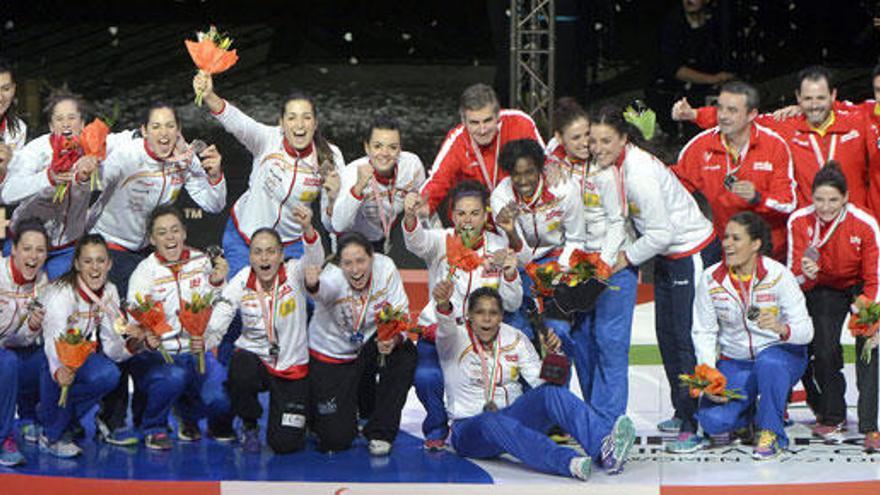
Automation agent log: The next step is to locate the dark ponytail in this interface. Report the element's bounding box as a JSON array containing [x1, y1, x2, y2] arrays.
[[729, 211, 772, 257]]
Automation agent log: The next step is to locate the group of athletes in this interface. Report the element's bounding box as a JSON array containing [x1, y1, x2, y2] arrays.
[[0, 55, 878, 481]]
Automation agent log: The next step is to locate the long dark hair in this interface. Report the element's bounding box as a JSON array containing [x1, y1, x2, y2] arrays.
[[0, 58, 22, 136], [728, 211, 772, 257], [280, 90, 334, 169], [467, 287, 503, 315], [334, 232, 374, 265], [812, 160, 847, 196], [12, 218, 49, 248], [57, 234, 110, 289], [552, 97, 589, 136]]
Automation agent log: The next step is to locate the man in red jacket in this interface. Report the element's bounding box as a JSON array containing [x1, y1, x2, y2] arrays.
[[420, 83, 544, 214], [674, 81, 796, 260], [673, 66, 873, 215]]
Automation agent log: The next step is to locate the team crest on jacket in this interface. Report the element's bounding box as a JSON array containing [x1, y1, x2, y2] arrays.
[[851, 236, 862, 246]]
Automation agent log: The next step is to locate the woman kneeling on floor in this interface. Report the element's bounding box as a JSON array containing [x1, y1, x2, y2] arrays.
[[667, 212, 814, 459], [433, 281, 635, 480]]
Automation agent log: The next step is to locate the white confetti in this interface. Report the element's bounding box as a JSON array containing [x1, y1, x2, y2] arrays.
[[108, 26, 118, 36], [401, 33, 411, 41], [343, 32, 353, 42], [349, 56, 359, 65]]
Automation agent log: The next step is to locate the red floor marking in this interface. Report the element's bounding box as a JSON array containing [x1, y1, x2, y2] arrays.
[[663, 480, 880, 495], [0, 474, 220, 495]]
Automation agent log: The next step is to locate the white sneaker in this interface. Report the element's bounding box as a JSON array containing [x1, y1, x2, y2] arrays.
[[39, 434, 82, 458], [569, 456, 592, 481], [368, 439, 392, 456]]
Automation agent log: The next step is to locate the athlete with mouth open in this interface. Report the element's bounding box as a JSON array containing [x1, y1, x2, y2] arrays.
[[305, 232, 416, 457], [205, 204, 324, 454], [0, 220, 50, 467], [123, 205, 233, 451], [433, 282, 636, 481], [402, 179, 522, 450], [0, 89, 104, 279]]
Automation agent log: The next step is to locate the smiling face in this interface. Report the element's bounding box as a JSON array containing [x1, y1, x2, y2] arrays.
[[339, 243, 373, 291], [797, 78, 836, 127], [365, 128, 401, 175], [249, 232, 284, 286], [452, 196, 488, 236], [0, 71, 15, 118], [589, 123, 627, 168], [149, 213, 186, 262], [463, 105, 500, 147], [75, 243, 112, 292], [143, 107, 179, 158], [12, 231, 48, 281], [467, 295, 502, 346], [510, 157, 542, 200], [722, 221, 760, 272], [280, 99, 317, 151], [557, 117, 591, 162], [49, 99, 84, 138], [812, 184, 848, 222], [717, 91, 755, 139]]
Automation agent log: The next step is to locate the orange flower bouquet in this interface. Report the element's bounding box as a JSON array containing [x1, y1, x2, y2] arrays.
[[524, 260, 563, 298], [849, 295, 880, 363], [129, 293, 174, 364], [445, 231, 482, 279], [49, 133, 83, 203], [179, 292, 214, 374], [79, 118, 111, 191], [568, 249, 613, 284], [679, 364, 745, 400], [55, 328, 98, 407], [375, 303, 411, 367], [185, 26, 239, 106]]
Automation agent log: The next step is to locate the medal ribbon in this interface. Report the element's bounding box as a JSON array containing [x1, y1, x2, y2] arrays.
[[808, 134, 838, 168], [255, 274, 279, 349], [468, 322, 502, 405], [730, 266, 757, 317], [368, 162, 397, 243], [349, 276, 374, 338], [469, 121, 502, 189], [77, 275, 126, 327], [811, 208, 847, 250]]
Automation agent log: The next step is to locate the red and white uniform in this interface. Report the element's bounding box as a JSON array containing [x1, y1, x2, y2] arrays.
[[308, 254, 408, 363], [0, 132, 123, 249], [41, 281, 132, 377], [694, 105, 872, 211], [90, 133, 227, 251], [490, 175, 586, 267], [127, 249, 224, 355], [547, 141, 628, 267], [0, 116, 26, 151], [403, 221, 522, 328], [328, 151, 426, 241], [617, 144, 715, 267], [0, 256, 49, 348], [211, 101, 345, 245], [674, 123, 796, 260], [786, 203, 880, 300], [420, 110, 543, 213], [435, 306, 541, 420], [692, 256, 814, 366], [205, 231, 324, 379]]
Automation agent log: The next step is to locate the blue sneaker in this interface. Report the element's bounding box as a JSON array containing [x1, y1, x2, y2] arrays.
[[657, 417, 682, 433], [20, 424, 41, 444], [0, 435, 25, 467], [600, 416, 636, 475], [666, 432, 708, 453]]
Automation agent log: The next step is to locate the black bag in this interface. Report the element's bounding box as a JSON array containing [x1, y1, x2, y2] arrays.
[[548, 278, 608, 317]]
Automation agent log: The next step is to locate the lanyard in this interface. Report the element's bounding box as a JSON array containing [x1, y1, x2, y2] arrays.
[[468, 323, 502, 404], [77, 275, 126, 330], [255, 275, 280, 347], [516, 176, 545, 257], [368, 162, 397, 247], [811, 208, 847, 249], [808, 134, 838, 168], [721, 134, 750, 179], [349, 276, 374, 337], [731, 267, 757, 315], [469, 122, 502, 189]]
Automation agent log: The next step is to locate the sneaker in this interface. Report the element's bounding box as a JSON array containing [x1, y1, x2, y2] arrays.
[[368, 439, 392, 456], [600, 416, 636, 474], [752, 430, 782, 460], [39, 434, 82, 458], [666, 431, 708, 454], [0, 435, 25, 467], [177, 422, 202, 442], [20, 424, 41, 444], [864, 431, 880, 453], [568, 456, 592, 481], [145, 432, 173, 451], [241, 427, 260, 453], [95, 417, 139, 446], [812, 422, 846, 444], [657, 417, 682, 433], [207, 421, 237, 443], [423, 438, 445, 452], [733, 424, 755, 445]]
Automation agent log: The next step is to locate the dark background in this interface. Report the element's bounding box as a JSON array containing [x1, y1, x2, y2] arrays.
[[2, 0, 879, 267]]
